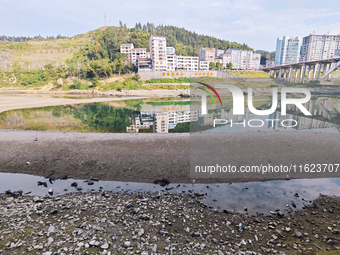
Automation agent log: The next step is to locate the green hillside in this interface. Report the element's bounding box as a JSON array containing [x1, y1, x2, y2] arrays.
[[0, 25, 254, 89]]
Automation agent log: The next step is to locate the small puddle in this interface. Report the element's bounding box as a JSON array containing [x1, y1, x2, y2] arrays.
[[1, 172, 339, 215]]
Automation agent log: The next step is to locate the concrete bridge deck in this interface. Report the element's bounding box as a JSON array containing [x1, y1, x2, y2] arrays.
[[261, 57, 340, 83]]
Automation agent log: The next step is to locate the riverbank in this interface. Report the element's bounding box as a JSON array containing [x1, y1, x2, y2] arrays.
[[0, 130, 339, 183], [1, 190, 340, 254]]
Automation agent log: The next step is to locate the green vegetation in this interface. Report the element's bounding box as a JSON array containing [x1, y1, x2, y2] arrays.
[[169, 122, 190, 133], [229, 70, 271, 79], [256, 50, 275, 65], [0, 24, 257, 90]]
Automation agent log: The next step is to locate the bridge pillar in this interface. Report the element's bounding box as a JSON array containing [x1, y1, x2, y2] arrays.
[[317, 63, 322, 79], [294, 67, 299, 82], [313, 64, 319, 80], [306, 65, 312, 82], [273, 70, 277, 78], [327, 63, 334, 80], [300, 65, 306, 83], [278, 68, 282, 79], [288, 67, 293, 82], [283, 68, 287, 79]]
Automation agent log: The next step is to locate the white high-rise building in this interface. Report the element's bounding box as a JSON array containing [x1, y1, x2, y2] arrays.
[[275, 36, 302, 65], [225, 49, 261, 70], [301, 33, 340, 61], [149, 35, 167, 71]]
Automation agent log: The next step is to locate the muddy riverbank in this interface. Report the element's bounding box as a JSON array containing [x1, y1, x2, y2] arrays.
[[0, 130, 339, 184]]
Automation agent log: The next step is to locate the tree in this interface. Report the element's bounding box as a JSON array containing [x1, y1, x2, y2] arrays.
[[215, 62, 222, 70], [227, 62, 233, 70], [209, 62, 216, 70]]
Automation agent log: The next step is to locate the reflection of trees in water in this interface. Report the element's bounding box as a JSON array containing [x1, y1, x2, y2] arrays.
[[72, 103, 137, 133]]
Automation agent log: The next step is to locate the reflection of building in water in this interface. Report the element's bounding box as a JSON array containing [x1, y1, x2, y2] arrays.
[[126, 116, 152, 133], [126, 102, 196, 133], [153, 113, 169, 133], [197, 105, 254, 126], [268, 112, 334, 130]]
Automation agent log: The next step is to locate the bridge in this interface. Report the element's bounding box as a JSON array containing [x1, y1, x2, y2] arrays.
[[261, 57, 340, 83]]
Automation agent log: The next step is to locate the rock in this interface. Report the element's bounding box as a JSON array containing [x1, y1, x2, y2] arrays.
[[125, 202, 134, 208], [124, 241, 131, 247], [295, 231, 303, 238], [239, 223, 245, 232], [47, 226, 55, 237], [160, 230, 168, 235], [153, 178, 170, 187], [138, 228, 144, 236], [37, 181, 47, 187], [33, 196, 44, 203], [101, 242, 109, 249], [48, 189, 53, 195], [152, 244, 157, 252]]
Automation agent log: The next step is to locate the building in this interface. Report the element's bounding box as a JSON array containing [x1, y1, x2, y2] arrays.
[[137, 58, 152, 71], [120, 43, 134, 62], [266, 60, 275, 68], [166, 54, 177, 71], [153, 112, 169, 133], [149, 35, 167, 71], [220, 53, 231, 68], [274, 36, 302, 65], [131, 48, 147, 64], [166, 46, 176, 55], [199, 61, 209, 70], [335, 49, 340, 56], [176, 56, 199, 71], [301, 33, 340, 61], [215, 49, 225, 57], [199, 47, 216, 62], [225, 48, 261, 70]]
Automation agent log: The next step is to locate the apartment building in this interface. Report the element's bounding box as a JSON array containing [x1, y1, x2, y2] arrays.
[[131, 48, 147, 64], [215, 49, 225, 57], [225, 48, 261, 70], [166, 54, 177, 71], [199, 61, 209, 70], [166, 46, 176, 55], [120, 43, 134, 62], [153, 112, 169, 133], [301, 33, 340, 61], [176, 56, 199, 71], [199, 47, 216, 62], [220, 53, 231, 68], [275, 36, 303, 65], [149, 35, 167, 71], [136, 58, 152, 71]]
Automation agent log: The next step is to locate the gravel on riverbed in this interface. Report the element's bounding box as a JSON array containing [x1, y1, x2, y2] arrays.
[[1, 190, 340, 254]]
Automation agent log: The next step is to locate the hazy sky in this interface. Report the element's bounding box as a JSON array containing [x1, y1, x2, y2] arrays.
[[0, 0, 339, 51]]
